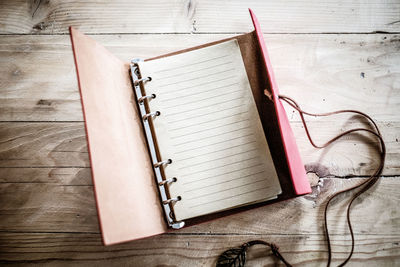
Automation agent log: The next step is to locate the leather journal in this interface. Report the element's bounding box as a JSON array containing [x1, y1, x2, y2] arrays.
[[70, 9, 311, 245]]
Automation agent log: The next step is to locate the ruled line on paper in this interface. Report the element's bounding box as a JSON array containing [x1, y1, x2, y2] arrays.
[[159, 75, 237, 97], [181, 162, 263, 186], [175, 133, 254, 154], [173, 125, 250, 147], [171, 119, 249, 140], [179, 147, 257, 168], [169, 110, 249, 132], [156, 68, 235, 87], [157, 61, 233, 80], [162, 82, 237, 102], [181, 149, 258, 174], [185, 178, 267, 201], [165, 96, 244, 117], [188, 186, 270, 209], [180, 155, 259, 176], [163, 89, 243, 111], [183, 170, 265, 193], [153, 54, 230, 74], [176, 140, 256, 161], [166, 104, 245, 124]]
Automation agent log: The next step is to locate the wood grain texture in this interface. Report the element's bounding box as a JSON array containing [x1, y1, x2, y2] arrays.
[[0, 174, 399, 267], [0, 232, 399, 266], [0, 122, 88, 168], [1, 0, 400, 34], [0, 121, 398, 176], [0, 1, 399, 265], [0, 34, 399, 122], [0, 174, 399, 236]]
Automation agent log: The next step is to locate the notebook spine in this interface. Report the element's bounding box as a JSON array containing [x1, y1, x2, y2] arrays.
[[130, 59, 185, 230]]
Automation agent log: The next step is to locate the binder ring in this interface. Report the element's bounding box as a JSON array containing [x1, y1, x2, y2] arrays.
[[143, 111, 160, 120], [159, 177, 177, 186], [163, 196, 181, 205], [138, 94, 156, 104], [134, 76, 152, 86], [154, 158, 172, 168]]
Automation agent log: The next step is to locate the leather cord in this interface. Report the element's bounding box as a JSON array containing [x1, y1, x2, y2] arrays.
[[246, 240, 293, 267], [278, 95, 386, 266], [217, 95, 386, 267]]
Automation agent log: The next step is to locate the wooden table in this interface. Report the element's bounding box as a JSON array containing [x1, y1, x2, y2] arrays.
[[0, 1, 399, 266]]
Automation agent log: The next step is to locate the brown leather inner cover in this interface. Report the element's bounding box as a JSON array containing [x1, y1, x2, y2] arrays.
[[146, 31, 295, 227]]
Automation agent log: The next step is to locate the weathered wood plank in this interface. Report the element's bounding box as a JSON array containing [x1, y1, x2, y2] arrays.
[[0, 232, 398, 266], [0, 2, 398, 266], [0, 34, 398, 122], [0, 122, 397, 175], [0, 174, 399, 236], [0, 167, 91, 185], [0, 122, 89, 168], [1, 0, 400, 34]]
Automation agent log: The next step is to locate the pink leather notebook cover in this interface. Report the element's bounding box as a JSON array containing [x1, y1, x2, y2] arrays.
[[70, 10, 311, 245], [249, 9, 311, 195]]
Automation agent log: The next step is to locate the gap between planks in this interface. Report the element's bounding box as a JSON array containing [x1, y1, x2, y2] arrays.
[[1, 32, 400, 36]]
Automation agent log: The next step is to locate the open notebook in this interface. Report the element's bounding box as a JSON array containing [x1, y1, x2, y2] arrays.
[[70, 9, 311, 245], [137, 39, 281, 221]]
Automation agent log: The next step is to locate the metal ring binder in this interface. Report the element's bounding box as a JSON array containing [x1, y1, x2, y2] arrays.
[[130, 59, 185, 230], [138, 94, 156, 104], [142, 111, 160, 120], [134, 76, 152, 86], [158, 177, 177, 186], [163, 196, 181, 205], [154, 159, 172, 168]]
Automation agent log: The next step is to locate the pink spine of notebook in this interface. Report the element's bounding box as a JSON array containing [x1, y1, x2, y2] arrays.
[[249, 9, 311, 195]]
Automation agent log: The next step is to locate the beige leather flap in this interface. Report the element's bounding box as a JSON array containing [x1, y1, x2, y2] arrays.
[[70, 28, 167, 245]]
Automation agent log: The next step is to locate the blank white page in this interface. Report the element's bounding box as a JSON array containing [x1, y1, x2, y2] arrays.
[[138, 39, 281, 221]]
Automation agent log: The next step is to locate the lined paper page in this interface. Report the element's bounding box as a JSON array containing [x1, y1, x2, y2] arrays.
[[139, 39, 281, 221]]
